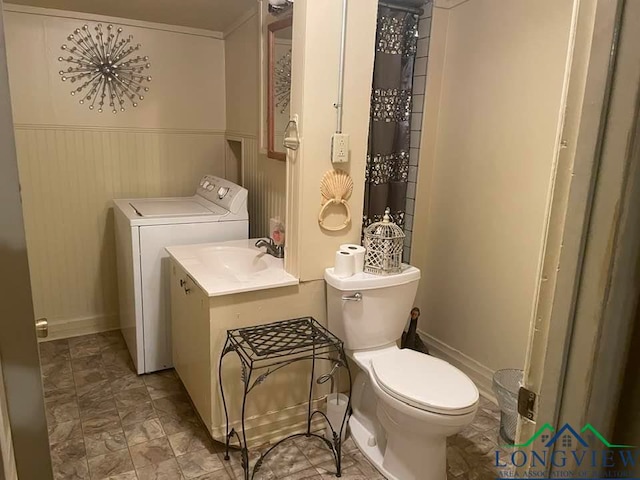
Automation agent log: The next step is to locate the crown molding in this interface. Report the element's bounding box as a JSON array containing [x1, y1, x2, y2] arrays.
[[3, 3, 224, 39], [434, 0, 471, 9], [223, 5, 259, 39]]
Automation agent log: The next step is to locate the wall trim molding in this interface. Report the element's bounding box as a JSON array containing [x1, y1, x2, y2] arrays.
[[223, 7, 258, 39], [41, 314, 119, 342], [13, 123, 226, 136], [434, 0, 471, 9], [3, 3, 224, 39], [418, 329, 497, 403], [225, 130, 258, 140]]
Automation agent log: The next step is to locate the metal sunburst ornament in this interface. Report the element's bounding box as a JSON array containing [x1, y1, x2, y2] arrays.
[[58, 23, 151, 113], [274, 48, 291, 114]]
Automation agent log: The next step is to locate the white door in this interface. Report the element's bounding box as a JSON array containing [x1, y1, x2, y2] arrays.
[[514, 1, 640, 477], [0, 3, 52, 478]]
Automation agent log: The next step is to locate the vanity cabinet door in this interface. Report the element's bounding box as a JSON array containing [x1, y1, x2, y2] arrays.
[[170, 260, 212, 427]]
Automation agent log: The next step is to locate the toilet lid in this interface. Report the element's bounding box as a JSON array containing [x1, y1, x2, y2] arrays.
[[371, 349, 479, 415]]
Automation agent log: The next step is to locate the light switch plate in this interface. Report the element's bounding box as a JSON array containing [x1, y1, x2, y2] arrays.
[[331, 133, 350, 163]]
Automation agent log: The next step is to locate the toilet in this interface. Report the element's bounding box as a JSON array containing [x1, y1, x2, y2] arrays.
[[325, 265, 479, 480]]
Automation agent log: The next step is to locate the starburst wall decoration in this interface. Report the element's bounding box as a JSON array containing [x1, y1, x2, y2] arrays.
[[274, 48, 291, 114], [58, 23, 151, 113]]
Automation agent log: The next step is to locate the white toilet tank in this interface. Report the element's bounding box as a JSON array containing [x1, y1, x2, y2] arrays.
[[325, 265, 421, 351]]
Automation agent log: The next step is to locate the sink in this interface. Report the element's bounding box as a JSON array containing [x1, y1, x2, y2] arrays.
[[165, 239, 299, 297], [196, 247, 269, 276]]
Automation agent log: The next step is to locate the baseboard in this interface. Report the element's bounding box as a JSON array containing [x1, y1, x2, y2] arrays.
[[417, 329, 497, 404], [209, 398, 327, 446], [41, 314, 119, 342]]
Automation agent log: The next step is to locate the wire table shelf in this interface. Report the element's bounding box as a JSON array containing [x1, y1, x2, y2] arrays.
[[219, 317, 352, 479]]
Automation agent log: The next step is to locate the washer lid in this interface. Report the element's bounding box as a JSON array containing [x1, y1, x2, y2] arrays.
[[129, 199, 226, 218], [371, 349, 479, 415]]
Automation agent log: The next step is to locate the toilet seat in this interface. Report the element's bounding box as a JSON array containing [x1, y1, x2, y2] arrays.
[[371, 349, 479, 416]]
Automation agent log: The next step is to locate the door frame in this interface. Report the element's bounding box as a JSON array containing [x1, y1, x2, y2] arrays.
[[0, 3, 53, 479], [519, 0, 640, 471], [556, 0, 640, 444], [520, 0, 621, 443]]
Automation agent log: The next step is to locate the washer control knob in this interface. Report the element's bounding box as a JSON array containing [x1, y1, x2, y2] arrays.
[[217, 186, 229, 199]]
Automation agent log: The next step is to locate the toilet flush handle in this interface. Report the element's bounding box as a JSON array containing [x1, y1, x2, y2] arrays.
[[342, 292, 362, 302]]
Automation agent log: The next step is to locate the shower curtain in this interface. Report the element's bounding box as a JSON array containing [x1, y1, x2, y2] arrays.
[[363, 5, 419, 229]]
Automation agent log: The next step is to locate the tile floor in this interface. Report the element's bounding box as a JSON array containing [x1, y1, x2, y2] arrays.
[[40, 331, 505, 480]]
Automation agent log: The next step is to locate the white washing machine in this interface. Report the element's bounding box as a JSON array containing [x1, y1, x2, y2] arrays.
[[114, 175, 248, 374]]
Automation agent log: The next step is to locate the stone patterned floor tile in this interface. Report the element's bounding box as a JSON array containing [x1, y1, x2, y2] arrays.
[[69, 336, 101, 359], [177, 448, 226, 479], [125, 418, 166, 447], [40, 339, 70, 364], [42, 360, 75, 392], [136, 457, 184, 480], [71, 354, 104, 373], [53, 457, 90, 480], [96, 331, 127, 351], [152, 393, 195, 420], [110, 373, 146, 393], [159, 414, 202, 436], [168, 426, 217, 457], [43, 331, 502, 480], [84, 430, 128, 458], [263, 440, 313, 478], [130, 437, 176, 469], [87, 449, 135, 480], [104, 362, 138, 381], [105, 471, 137, 480], [292, 436, 335, 467], [45, 386, 77, 404], [48, 418, 83, 445], [50, 437, 87, 464], [79, 397, 118, 420], [115, 386, 152, 409], [46, 397, 81, 425], [471, 411, 501, 433], [144, 373, 186, 400], [118, 400, 158, 426], [345, 451, 385, 479], [218, 446, 275, 480], [195, 469, 233, 480], [278, 468, 322, 480], [74, 368, 110, 389], [81, 412, 123, 436]]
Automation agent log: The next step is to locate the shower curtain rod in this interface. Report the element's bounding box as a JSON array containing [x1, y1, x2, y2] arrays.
[[378, 1, 425, 15]]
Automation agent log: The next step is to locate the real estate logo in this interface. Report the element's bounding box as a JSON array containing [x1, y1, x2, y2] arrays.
[[495, 423, 639, 479]]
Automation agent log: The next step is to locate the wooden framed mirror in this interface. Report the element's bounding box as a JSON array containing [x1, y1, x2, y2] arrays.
[[267, 17, 292, 161]]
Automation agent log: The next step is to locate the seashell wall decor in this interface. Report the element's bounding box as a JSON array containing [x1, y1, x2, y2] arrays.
[[318, 169, 353, 232]]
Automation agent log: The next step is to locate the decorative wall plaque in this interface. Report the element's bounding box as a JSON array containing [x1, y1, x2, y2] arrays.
[[58, 23, 151, 113]]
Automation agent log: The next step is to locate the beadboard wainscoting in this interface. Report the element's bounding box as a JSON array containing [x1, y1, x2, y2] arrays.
[[229, 133, 286, 238], [14, 125, 228, 339]]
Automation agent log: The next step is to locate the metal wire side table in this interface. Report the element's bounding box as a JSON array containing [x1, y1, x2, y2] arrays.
[[219, 317, 352, 480]]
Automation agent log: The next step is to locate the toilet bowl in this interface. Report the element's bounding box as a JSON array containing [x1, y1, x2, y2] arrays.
[[325, 266, 479, 480]]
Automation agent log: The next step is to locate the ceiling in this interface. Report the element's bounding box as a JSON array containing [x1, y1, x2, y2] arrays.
[[6, 0, 257, 32]]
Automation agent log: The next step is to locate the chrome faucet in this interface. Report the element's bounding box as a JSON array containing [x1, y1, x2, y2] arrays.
[[255, 238, 284, 258]]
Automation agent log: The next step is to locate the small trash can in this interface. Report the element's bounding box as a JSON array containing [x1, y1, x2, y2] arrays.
[[492, 369, 523, 445]]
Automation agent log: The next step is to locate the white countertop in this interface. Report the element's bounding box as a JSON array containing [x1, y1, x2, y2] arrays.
[[166, 239, 299, 297]]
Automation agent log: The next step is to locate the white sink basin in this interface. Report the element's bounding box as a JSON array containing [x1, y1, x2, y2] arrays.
[[165, 239, 298, 297], [196, 247, 269, 276]]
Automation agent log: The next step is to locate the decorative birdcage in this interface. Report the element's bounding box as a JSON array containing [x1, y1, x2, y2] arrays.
[[363, 208, 405, 275]]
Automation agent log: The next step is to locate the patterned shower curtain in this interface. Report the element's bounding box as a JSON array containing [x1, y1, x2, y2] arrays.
[[363, 6, 419, 229]]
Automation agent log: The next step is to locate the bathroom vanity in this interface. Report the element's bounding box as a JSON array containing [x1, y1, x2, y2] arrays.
[[166, 239, 330, 445]]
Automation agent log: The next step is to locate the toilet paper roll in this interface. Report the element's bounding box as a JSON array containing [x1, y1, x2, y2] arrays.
[[334, 250, 355, 278], [340, 244, 365, 273]]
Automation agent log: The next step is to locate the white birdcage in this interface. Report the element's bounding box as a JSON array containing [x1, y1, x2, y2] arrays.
[[363, 208, 405, 275]]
